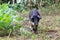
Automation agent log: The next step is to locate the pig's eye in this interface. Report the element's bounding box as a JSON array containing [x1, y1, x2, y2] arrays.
[[32, 18, 34, 22]]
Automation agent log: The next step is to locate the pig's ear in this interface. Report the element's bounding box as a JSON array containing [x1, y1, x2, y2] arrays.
[[31, 16, 33, 18], [37, 15, 40, 18], [37, 15, 41, 19]]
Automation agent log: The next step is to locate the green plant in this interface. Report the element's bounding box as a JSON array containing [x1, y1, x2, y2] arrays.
[[0, 4, 23, 36]]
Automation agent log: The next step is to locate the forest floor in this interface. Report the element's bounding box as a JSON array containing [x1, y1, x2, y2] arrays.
[[0, 10, 60, 40]]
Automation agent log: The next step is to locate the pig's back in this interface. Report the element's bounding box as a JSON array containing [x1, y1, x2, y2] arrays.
[[29, 9, 39, 17]]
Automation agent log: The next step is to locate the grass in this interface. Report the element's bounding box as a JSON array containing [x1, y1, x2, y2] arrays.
[[0, 6, 60, 40], [0, 15, 60, 40]]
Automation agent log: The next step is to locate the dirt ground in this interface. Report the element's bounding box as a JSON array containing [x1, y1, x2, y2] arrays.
[[0, 10, 60, 40]]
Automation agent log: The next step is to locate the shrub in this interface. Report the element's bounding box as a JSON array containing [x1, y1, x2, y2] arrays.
[[0, 4, 23, 36]]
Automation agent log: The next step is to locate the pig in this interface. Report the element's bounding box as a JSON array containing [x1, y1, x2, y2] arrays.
[[29, 9, 41, 33]]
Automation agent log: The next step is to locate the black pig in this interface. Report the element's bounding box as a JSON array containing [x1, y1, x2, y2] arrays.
[[29, 9, 41, 33]]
